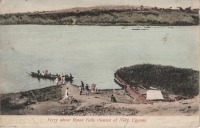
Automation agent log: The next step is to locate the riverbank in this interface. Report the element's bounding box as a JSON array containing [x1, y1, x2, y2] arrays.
[[0, 83, 198, 116]]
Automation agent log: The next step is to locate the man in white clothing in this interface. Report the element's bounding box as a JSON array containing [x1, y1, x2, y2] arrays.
[[63, 88, 69, 99]]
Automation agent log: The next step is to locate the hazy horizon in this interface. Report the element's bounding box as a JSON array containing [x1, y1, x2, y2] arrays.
[[0, 0, 199, 14]]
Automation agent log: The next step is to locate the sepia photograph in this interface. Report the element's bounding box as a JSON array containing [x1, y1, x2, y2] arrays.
[[0, 0, 199, 127]]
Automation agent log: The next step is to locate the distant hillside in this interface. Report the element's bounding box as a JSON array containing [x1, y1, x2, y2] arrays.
[[115, 64, 199, 97], [0, 6, 199, 25]]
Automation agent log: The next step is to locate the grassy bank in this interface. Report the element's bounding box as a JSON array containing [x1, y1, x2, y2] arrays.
[[0, 6, 199, 25], [115, 64, 199, 97], [1, 77, 199, 115], [20, 85, 62, 102], [1, 85, 62, 113]]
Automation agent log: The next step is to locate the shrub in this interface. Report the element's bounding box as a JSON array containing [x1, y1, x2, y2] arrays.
[[116, 64, 199, 97]]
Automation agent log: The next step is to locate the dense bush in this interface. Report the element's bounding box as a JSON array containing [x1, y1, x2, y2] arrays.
[[116, 64, 199, 97]]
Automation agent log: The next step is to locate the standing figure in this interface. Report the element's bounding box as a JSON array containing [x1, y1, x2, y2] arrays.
[[45, 70, 48, 75], [58, 74, 61, 83], [81, 81, 84, 90], [85, 84, 90, 95], [61, 74, 65, 85], [79, 86, 82, 95], [55, 76, 59, 85], [69, 74, 73, 83], [70, 74, 72, 78], [65, 74, 69, 82], [41, 71, 45, 76], [37, 70, 41, 75], [63, 88, 69, 99]]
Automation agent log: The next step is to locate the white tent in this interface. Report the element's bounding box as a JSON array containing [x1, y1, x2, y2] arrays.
[[146, 90, 164, 100]]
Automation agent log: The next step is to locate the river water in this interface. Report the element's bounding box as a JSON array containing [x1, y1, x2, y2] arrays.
[[0, 25, 199, 94]]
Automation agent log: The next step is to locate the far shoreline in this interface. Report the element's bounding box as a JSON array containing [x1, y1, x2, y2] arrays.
[[0, 5, 199, 26], [0, 24, 199, 26]]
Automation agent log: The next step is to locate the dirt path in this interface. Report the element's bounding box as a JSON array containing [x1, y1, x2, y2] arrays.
[[60, 84, 112, 108]]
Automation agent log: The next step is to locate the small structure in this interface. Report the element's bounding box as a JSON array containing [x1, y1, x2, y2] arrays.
[[146, 90, 164, 100]]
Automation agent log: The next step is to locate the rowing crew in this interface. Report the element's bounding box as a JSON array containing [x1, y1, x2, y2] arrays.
[[36, 70, 73, 84]]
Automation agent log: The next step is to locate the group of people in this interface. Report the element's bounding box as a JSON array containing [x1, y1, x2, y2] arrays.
[[37, 70, 73, 85], [55, 74, 66, 85], [62, 81, 117, 103], [79, 81, 98, 95], [36, 70, 73, 85], [37, 70, 51, 76], [79, 81, 88, 95], [56, 73, 73, 85]]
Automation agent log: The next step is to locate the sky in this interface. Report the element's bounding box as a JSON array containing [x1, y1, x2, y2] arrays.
[[0, 0, 199, 14]]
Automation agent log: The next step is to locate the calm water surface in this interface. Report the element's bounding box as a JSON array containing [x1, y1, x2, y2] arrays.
[[0, 25, 199, 94]]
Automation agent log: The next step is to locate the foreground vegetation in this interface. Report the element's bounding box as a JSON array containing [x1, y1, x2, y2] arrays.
[[1, 85, 61, 112], [115, 64, 199, 97], [0, 6, 199, 25]]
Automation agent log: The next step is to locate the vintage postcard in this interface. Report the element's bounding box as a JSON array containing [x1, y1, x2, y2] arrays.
[[0, 0, 199, 128]]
